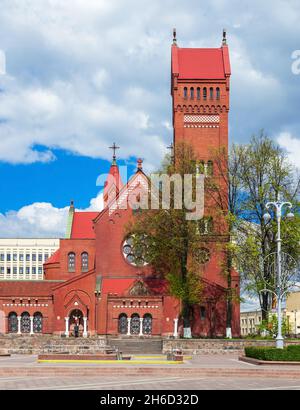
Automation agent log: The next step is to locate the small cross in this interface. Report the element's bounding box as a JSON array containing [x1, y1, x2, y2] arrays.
[[222, 28, 227, 45], [173, 28, 177, 45], [109, 142, 120, 161]]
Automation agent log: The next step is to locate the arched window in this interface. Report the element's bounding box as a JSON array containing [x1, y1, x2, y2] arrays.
[[118, 313, 128, 334], [210, 87, 214, 100], [81, 252, 89, 272], [196, 160, 205, 175], [198, 217, 213, 235], [8, 312, 18, 333], [190, 87, 194, 99], [21, 312, 30, 333], [203, 87, 207, 101], [197, 87, 200, 100], [143, 314, 152, 335], [200, 306, 206, 320], [33, 312, 43, 333], [130, 313, 140, 335], [183, 87, 188, 99], [216, 87, 220, 100], [68, 252, 75, 272], [207, 160, 214, 176]]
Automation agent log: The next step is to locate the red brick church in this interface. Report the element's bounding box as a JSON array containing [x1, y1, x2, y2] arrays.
[[0, 32, 240, 338]]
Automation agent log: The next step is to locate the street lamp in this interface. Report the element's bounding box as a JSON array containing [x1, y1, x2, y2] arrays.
[[263, 197, 294, 349]]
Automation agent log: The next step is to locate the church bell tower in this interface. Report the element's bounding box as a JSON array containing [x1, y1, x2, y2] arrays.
[[171, 29, 231, 165]]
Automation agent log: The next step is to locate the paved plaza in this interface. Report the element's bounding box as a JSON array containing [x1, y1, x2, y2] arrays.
[[1, 354, 300, 390], [1, 374, 300, 390]]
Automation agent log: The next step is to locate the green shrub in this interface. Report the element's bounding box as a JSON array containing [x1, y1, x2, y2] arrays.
[[287, 344, 300, 352], [245, 346, 300, 361]]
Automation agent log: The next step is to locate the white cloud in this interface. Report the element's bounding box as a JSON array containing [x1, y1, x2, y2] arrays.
[[85, 192, 104, 212], [0, 49, 6, 75], [0, 192, 105, 238], [0, 203, 69, 238], [92, 69, 110, 90], [277, 132, 300, 169], [0, 0, 299, 166]]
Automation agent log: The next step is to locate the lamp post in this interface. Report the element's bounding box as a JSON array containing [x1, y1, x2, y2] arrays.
[[263, 198, 294, 349]]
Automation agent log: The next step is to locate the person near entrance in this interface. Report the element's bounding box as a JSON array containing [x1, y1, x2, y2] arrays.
[[74, 323, 79, 338]]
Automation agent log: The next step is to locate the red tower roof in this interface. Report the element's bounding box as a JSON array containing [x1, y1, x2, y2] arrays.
[[171, 43, 231, 79]]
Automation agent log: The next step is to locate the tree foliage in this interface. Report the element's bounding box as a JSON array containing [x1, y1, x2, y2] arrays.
[[127, 142, 207, 326], [233, 132, 300, 319]]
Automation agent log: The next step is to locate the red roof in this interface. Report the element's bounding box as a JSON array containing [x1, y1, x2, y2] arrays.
[[172, 44, 231, 79], [44, 249, 60, 265], [71, 212, 99, 239], [101, 278, 168, 296], [0, 281, 62, 297], [102, 278, 133, 294]]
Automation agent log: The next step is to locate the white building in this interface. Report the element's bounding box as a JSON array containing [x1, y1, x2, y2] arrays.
[[286, 291, 300, 337], [0, 239, 59, 281], [240, 309, 263, 336]]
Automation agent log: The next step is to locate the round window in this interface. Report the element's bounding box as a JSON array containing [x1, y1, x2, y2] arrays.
[[122, 234, 149, 267], [194, 247, 210, 264]]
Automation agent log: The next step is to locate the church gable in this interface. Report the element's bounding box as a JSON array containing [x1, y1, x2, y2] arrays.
[[94, 161, 150, 223], [127, 280, 152, 296], [63, 290, 91, 315]]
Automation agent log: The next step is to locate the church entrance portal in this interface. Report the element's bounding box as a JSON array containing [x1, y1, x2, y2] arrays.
[[69, 309, 83, 337]]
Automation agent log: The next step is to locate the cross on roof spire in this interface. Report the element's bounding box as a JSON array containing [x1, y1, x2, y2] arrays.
[[222, 28, 227, 45], [173, 28, 177, 45], [109, 142, 120, 163]]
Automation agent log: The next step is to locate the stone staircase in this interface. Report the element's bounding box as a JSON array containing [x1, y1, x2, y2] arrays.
[[107, 336, 163, 354]]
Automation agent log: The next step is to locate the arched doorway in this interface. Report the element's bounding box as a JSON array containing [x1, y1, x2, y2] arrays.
[[130, 314, 140, 335], [143, 313, 152, 335], [69, 309, 84, 337], [21, 312, 30, 333], [8, 312, 18, 333], [118, 313, 128, 335]]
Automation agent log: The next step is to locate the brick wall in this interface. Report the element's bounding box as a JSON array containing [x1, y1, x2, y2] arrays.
[[0, 334, 107, 354], [162, 338, 300, 354]]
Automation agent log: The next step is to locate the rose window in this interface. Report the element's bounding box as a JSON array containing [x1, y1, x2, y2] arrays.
[[194, 247, 210, 264], [122, 234, 149, 267]]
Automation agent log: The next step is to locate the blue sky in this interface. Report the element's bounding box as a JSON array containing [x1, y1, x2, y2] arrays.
[[0, 0, 300, 241], [0, 149, 136, 212]]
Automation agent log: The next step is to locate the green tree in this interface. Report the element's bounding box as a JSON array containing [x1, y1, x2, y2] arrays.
[[258, 314, 292, 338], [205, 144, 245, 337], [127, 142, 207, 336], [235, 132, 300, 320]]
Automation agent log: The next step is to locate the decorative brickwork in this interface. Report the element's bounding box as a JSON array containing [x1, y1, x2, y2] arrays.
[[0, 35, 240, 339]]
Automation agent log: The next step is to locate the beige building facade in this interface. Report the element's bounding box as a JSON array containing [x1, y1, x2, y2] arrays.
[[0, 239, 59, 281], [286, 291, 300, 337], [240, 309, 263, 336]]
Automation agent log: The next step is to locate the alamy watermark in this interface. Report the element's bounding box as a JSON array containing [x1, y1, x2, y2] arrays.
[[96, 166, 205, 221], [291, 50, 300, 75]]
